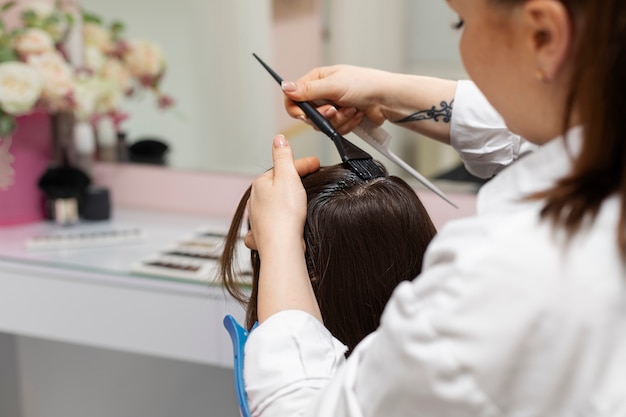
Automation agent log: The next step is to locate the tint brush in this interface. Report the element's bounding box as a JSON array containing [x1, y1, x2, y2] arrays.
[[253, 53, 386, 181]]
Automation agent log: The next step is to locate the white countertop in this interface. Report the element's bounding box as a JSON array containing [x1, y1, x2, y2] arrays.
[[0, 208, 246, 367], [0, 207, 235, 285]]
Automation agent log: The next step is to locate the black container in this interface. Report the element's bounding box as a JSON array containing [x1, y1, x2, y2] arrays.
[[128, 138, 169, 165], [38, 164, 91, 225]]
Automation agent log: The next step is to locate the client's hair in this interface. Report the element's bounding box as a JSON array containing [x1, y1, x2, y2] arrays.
[[220, 163, 436, 355]]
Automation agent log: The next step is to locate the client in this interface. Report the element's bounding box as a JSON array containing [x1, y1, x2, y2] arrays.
[[220, 162, 436, 355]]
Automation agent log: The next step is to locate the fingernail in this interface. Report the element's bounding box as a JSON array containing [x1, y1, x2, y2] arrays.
[[297, 115, 311, 126], [281, 81, 297, 92], [343, 107, 357, 117], [325, 106, 338, 118], [274, 134, 288, 148]]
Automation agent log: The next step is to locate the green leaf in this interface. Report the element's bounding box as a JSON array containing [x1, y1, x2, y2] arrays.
[[65, 12, 74, 25], [82, 11, 102, 25], [11, 27, 27, 37], [0, 1, 16, 13], [43, 14, 61, 25], [21, 9, 36, 20], [110, 20, 125, 39], [0, 46, 17, 63], [21, 10, 38, 27], [110, 20, 125, 31], [0, 112, 16, 137]]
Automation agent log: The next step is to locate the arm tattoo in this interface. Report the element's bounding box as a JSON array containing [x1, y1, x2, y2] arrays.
[[394, 100, 454, 124]]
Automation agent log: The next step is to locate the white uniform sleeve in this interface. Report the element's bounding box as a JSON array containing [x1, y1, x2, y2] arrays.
[[450, 80, 537, 178], [244, 311, 348, 416]]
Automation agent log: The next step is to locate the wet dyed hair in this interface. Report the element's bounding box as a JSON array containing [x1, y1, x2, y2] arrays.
[[494, 0, 626, 257], [220, 163, 436, 355]]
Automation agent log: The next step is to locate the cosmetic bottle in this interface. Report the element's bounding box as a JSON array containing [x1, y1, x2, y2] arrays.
[[97, 117, 118, 162], [116, 131, 129, 162], [74, 120, 96, 175]]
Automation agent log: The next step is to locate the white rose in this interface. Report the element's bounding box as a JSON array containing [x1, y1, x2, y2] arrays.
[[73, 76, 102, 120], [124, 39, 166, 81], [83, 22, 113, 53], [0, 62, 43, 115], [84, 45, 106, 73], [100, 58, 132, 93], [27, 52, 75, 110], [14, 28, 55, 56], [95, 78, 123, 114], [74, 75, 123, 118]]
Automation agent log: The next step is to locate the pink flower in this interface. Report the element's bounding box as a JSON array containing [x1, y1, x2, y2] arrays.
[[124, 40, 166, 81], [100, 59, 133, 93], [14, 28, 55, 56], [83, 22, 114, 53], [27, 52, 75, 111], [157, 94, 175, 110]]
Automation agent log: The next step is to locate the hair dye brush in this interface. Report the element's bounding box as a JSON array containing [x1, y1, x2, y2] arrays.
[[253, 53, 385, 181]]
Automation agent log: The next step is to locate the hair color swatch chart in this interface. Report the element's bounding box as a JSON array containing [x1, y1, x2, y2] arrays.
[[131, 229, 252, 285], [1, 208, 250, 287]]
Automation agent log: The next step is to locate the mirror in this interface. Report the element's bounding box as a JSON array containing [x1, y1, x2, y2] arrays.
[[80, 0, 467, 178]]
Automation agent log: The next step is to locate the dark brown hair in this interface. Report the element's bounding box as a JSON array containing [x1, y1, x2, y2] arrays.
[[220, 163, 436, 355], [495, 0, 626, 256]]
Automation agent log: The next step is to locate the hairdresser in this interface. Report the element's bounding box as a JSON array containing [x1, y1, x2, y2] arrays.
[[243, 0, 626, 415]]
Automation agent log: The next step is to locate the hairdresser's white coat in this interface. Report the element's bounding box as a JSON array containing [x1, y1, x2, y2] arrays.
[[243, 81, 626, 417]]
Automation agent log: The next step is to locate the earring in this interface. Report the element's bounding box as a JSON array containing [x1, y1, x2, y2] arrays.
[[535, 69, 546, 82]]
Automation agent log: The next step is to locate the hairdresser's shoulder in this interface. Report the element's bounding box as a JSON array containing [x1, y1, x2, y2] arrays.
[[422, 204, 562, 290]]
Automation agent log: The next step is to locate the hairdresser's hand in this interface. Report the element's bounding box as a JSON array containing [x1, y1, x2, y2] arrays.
[[281, 65, 394, 135], [282, 65, 458, 143], [245, 135, 319, 253]]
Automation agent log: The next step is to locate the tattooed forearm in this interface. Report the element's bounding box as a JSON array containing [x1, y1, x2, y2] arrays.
[[394, 100, 454, 124]]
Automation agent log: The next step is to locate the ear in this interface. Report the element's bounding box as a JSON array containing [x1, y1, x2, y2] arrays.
[[522, 0, 572, 81]]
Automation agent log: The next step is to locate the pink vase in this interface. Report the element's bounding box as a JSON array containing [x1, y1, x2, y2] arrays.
[[0, 112, 53, 226]]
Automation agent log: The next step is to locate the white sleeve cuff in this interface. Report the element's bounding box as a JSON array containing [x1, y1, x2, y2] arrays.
[[450, 80, 535, 178], [244, 310, 347, 416]]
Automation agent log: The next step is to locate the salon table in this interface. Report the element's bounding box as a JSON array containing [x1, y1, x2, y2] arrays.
[[0, 208, 247, 417], [0, 208, 246, 367]]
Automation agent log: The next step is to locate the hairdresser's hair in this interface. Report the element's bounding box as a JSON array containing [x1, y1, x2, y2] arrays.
[[495, 0, 626, 258], [220, 163, 436, 355]]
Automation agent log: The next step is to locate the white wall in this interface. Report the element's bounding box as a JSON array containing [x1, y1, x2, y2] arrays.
[[408, 0, 469, 177], [409, 0, 465, 67]]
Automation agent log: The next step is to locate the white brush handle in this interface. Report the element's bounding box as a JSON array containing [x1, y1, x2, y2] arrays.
[[353, 119, 458, 208]]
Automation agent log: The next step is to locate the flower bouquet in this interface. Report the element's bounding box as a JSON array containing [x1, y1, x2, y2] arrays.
[[0, 0, 173, 191]]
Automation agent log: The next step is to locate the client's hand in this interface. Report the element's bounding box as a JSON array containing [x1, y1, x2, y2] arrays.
[[245, 135, 319, 254], [247, 135, 323, 323]]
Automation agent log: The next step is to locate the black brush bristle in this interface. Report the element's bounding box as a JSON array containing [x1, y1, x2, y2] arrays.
[[346, 159, 386, 180]]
